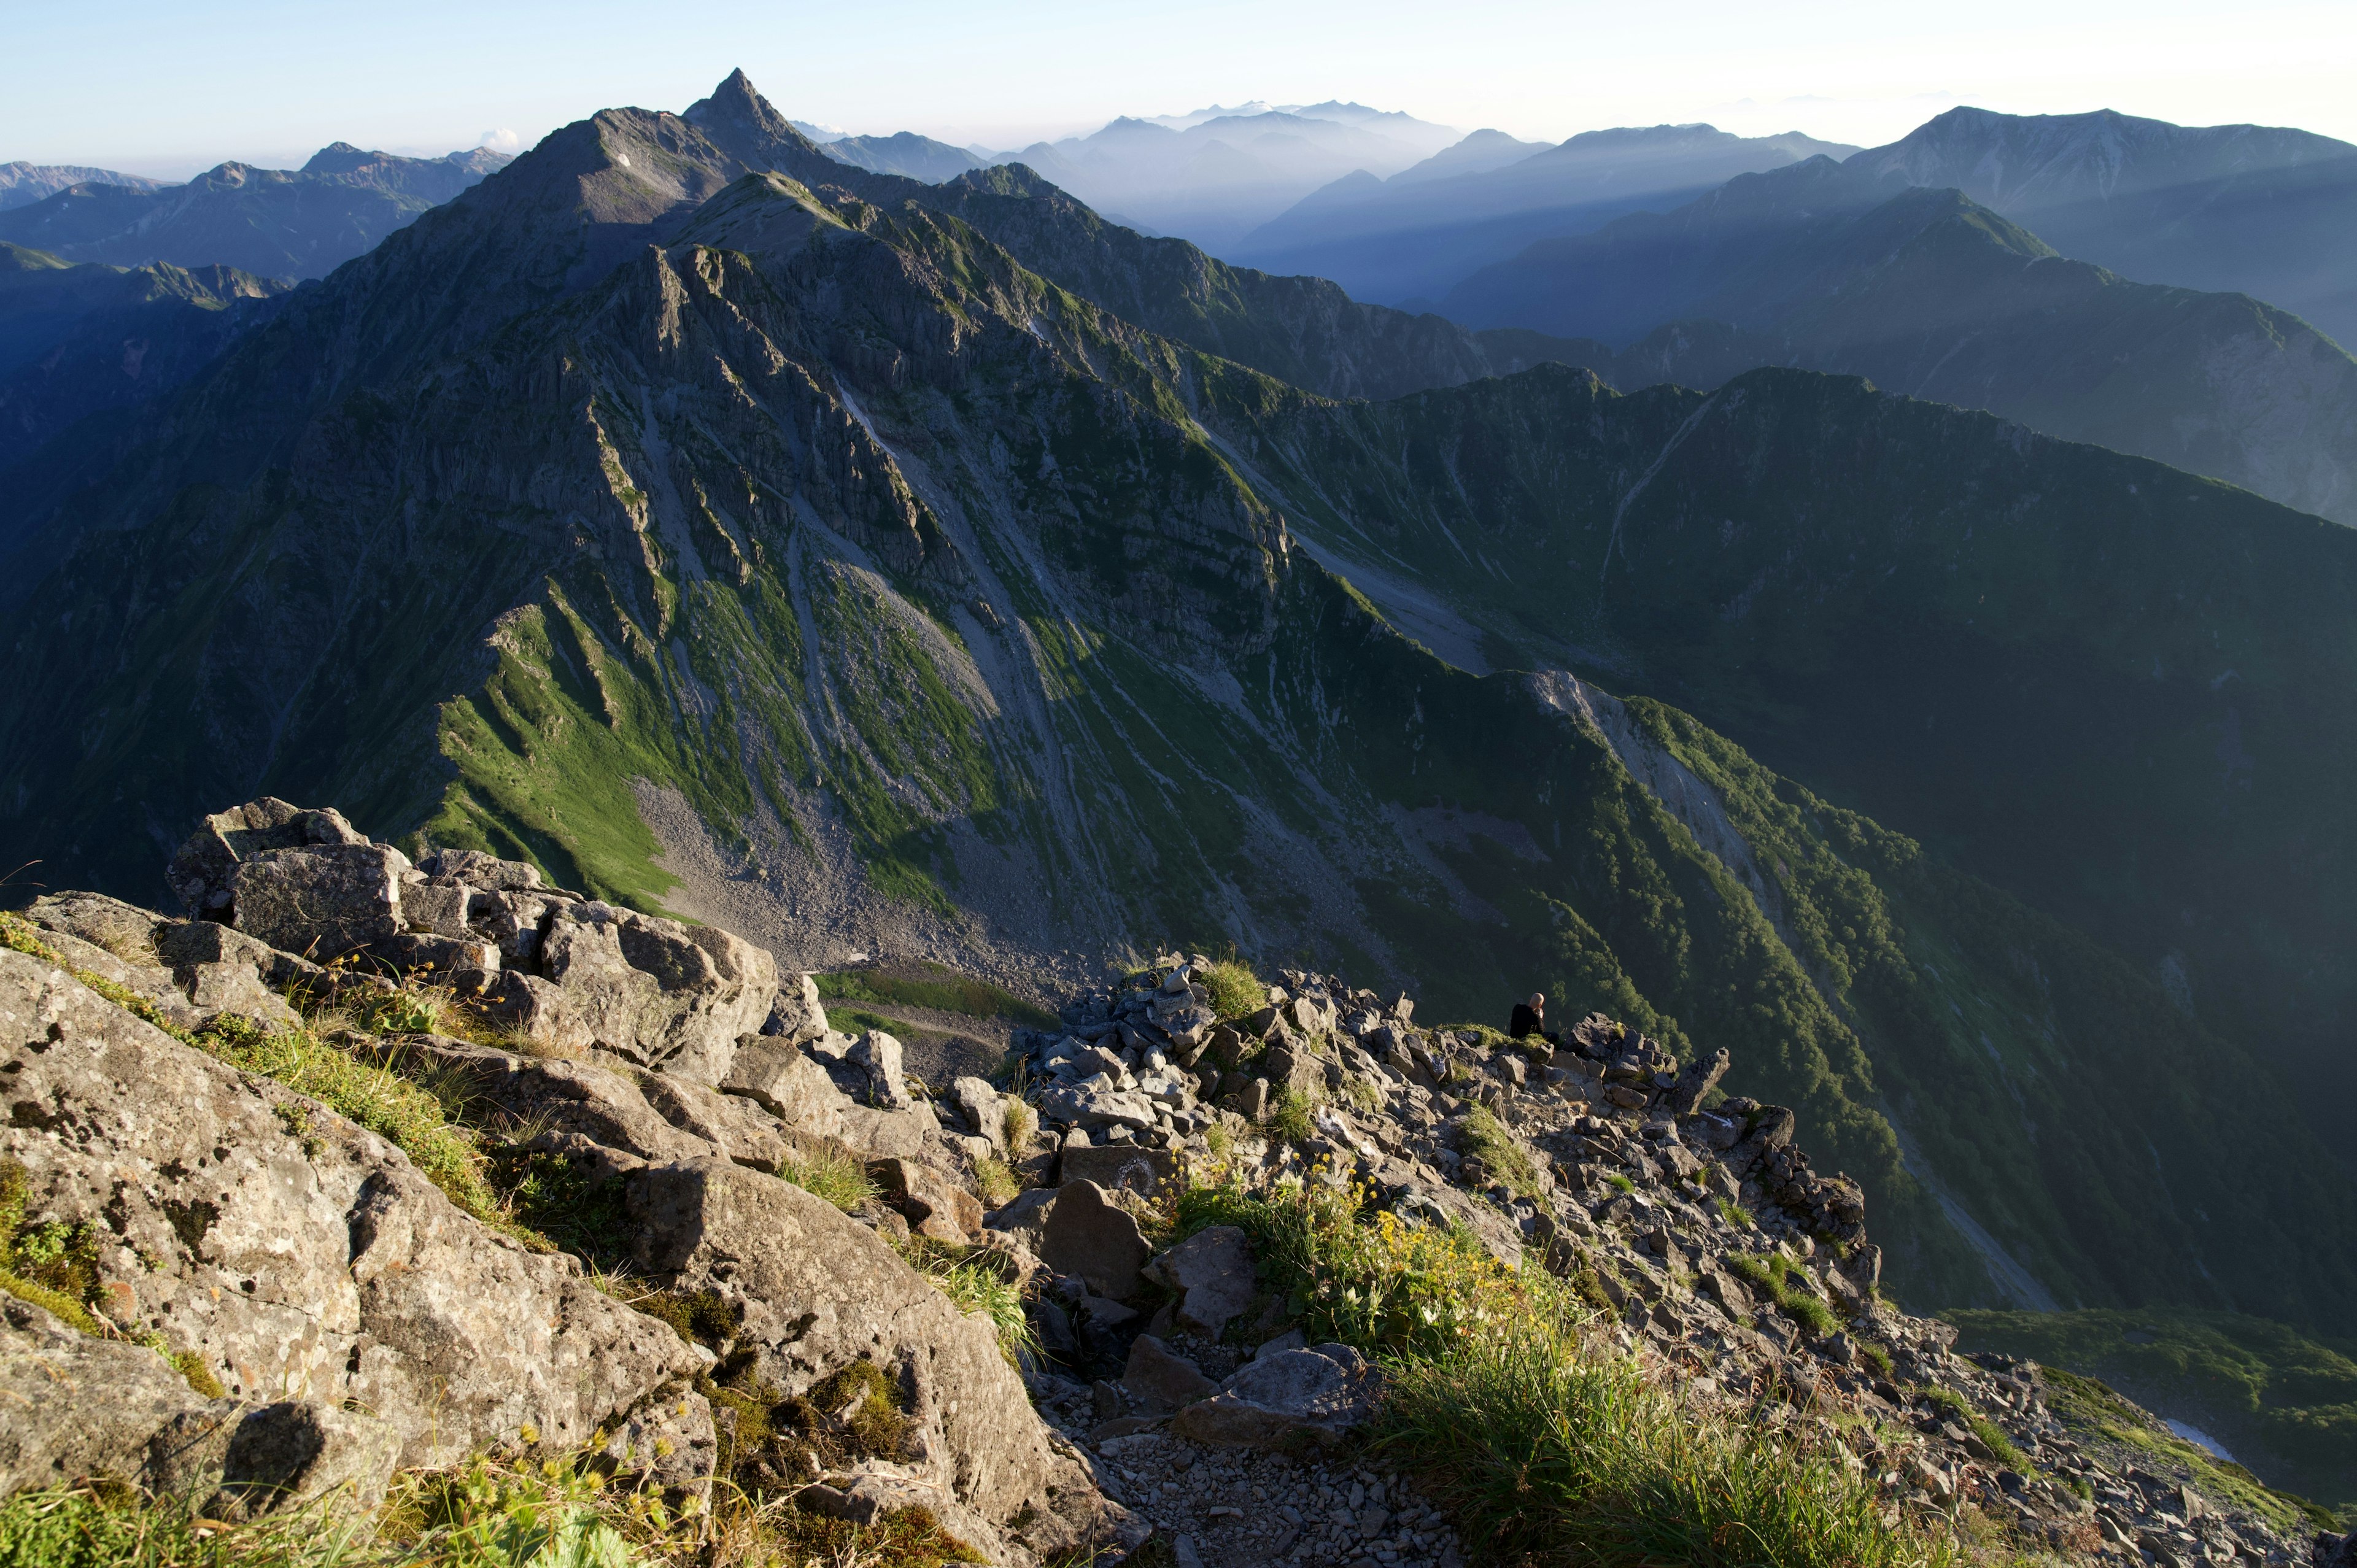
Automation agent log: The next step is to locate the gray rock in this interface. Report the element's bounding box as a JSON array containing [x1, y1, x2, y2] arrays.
[[364, 1035, 813, 1175], [1058, 1143, 1178, 1201], [835, 1102, 942, 1161], [166, 798, 368, 919], [1124, 1334, 1218, 1407], [26, 892, 306, 1030], [1039, 1081, 1158, 1130], [1, 1296, 400, 1520], [870, 1156, 983, 1241], [1170, 1344, 1380, 1449], [156, 917, 324, 1000], [537, 903, 777, 1082], [233, 842, 411, 960], [469, 890, 564, 968], [402, 881, 476, 938], [1036, 1180, 1153, 1299], [1143, 1225, 1255, 1340], [367, 932, 501, 975], [0, 951, 704, 1469], [1254, 1327, 1307, 1359], [719, 1035, 852, 1136], [620, 1158, 1126, 1564], [416, 848, 545, 892], [983, 1187, 1061, 1254], [1666, 1048, 1731, 1116], [1262, 1043, 1325, 1099], [846, 1028, 911, 1110], [948, 1075, 1006, 1151], [761, 972, 828, 1045]]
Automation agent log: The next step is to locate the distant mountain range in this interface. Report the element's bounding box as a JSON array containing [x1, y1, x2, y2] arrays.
[[1227, 123, 1858, 305], [817, 130, 990, 183], [0, 161, 170, 211], [1850, 107, 2357, 350], [992, 102, 1465, 247], [0, 142, 511, 280], [1447, 107, 2357, 351]]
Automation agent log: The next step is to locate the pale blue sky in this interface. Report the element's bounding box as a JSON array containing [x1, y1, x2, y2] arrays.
[[7, 0, 2355, 177]]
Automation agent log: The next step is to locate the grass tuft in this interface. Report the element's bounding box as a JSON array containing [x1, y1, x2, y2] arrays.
[[973, 1155, 1020, 1208], [780, 1145, 875, 1213], [1196, 959, 1265, 1021], [1460, 1106, 1542, 1197], [1266, 1086, 1317, 1145]]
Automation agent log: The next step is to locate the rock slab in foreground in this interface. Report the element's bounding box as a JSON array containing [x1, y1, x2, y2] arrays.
[[0, 949, 704, 1470]]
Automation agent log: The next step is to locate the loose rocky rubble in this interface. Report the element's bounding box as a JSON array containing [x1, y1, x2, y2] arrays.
[[2, 801, 2349, 1568]]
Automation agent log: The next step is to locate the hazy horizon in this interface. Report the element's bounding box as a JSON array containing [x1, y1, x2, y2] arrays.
[[7, 0, 2357, 180]]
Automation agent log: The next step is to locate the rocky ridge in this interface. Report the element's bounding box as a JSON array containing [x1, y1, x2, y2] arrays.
[[2, 797, 2350, 1566], [986, 960, 2348, 1568]]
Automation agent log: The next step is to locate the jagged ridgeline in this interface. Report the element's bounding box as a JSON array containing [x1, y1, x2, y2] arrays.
[[0, 73, 2351, 1330]]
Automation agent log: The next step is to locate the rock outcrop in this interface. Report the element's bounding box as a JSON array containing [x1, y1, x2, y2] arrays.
[[0, 948, 705, 1472], [0, 800, 1132, 1564]]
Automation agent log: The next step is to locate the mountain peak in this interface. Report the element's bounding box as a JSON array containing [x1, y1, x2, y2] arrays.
[[302, 141, 384, 176], [683, 67, 820, 165]]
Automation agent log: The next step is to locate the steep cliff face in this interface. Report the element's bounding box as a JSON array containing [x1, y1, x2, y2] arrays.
[[2, 75, 2354, 1332]]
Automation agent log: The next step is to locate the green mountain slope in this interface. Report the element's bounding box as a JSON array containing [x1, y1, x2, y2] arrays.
[[0, 76, 2353, 1337], [1234, 366, 2357, 1192], [1949, 1307, 2357, 1517]]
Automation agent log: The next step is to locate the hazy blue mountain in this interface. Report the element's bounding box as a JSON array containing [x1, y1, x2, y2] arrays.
[[1440, 164, 2357, 525], [1228, 124, 1856, 306], [0, 161, 171, 211], [1004, 105, 1462, 250], [7, 72, 2357, 1337], [1388, 128, 1552, 182], [1849, 107, 2357, 348], [0, 142, 511, 280], [821, 130, 989, 183]]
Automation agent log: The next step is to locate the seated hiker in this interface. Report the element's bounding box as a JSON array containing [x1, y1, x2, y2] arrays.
[[1509, 991, 1560, 1045]]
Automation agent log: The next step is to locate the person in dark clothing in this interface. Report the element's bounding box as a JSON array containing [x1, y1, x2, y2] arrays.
[[1509, 991, 1560, 1046]]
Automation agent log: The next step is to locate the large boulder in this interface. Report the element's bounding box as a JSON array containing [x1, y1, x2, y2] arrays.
[[0, 950, 705, 1470], [0, 1297, 401, 1519], [762, 972, 829, 1045], [1169, 1344, 1380, 1450], [415, 847, 545, 893], [166, 799, 368, 920], [619, 1158, 1125, 1564], [363, 1035, 808, 1173], [232, 842, 412, 960], [537, 903, 776, 1082], [1034, 1181, 1153, 1299], [869, 1157, 983, 1242], [24, 891, 307, 1030], [721, 1035, 851, 1137], [1143, 1226, 1256, 1340]]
